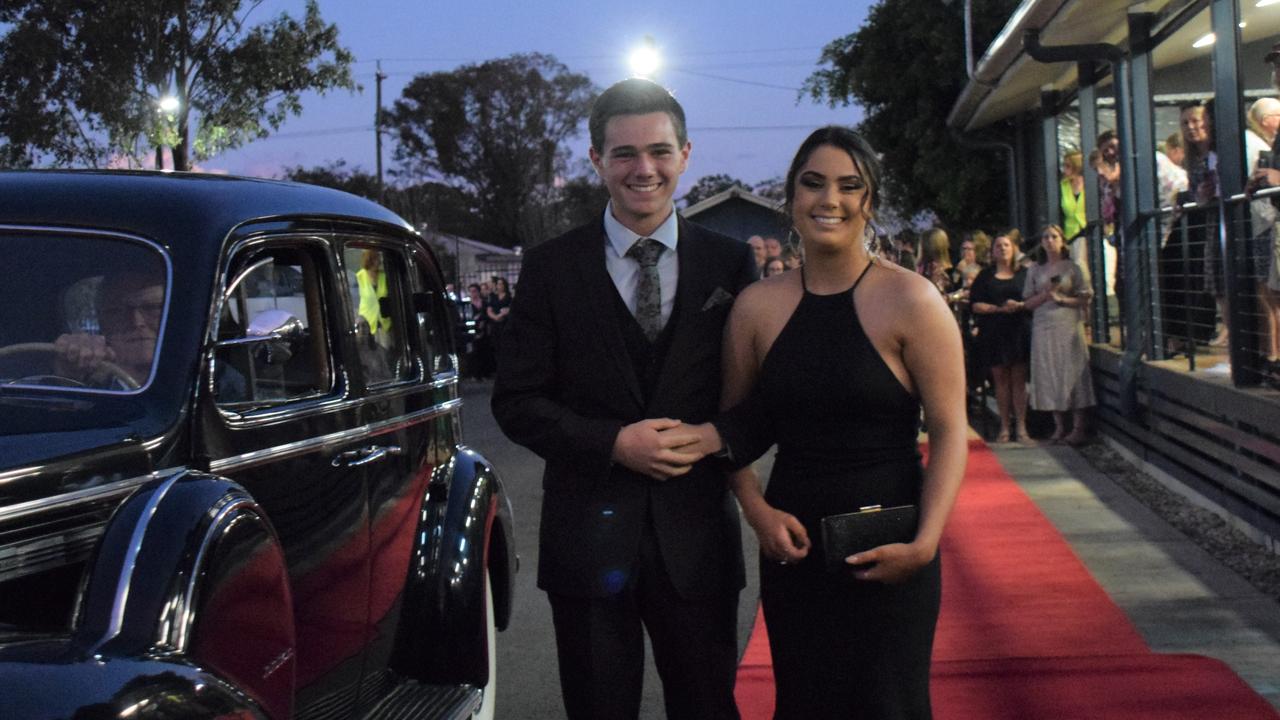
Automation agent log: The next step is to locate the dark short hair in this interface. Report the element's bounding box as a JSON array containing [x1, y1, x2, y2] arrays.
[[100, 269, 164, 303], [589, 78, 688, 151], [783, 126, 882, 221], [1097, 129, 1118, 146]]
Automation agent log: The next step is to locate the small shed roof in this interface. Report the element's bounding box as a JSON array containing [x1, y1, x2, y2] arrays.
[[684, 185, 779, 218]]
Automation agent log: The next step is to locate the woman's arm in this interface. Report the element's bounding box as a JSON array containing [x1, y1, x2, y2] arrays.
[[715, 286, 810, 562], [1021, 269, 1056, 311], [849, 277, 967, 583]]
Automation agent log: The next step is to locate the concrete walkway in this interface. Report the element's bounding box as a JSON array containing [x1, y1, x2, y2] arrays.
[[989, 440, 1280, 710]]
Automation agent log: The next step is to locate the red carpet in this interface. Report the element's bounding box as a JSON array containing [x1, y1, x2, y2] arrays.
[[734, 439, 1279, 719]]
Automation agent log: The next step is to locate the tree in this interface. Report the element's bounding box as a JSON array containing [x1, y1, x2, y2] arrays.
[[753, 176, 786, 204], [680, 173, 748, 208], [803, 0, 1019, 231], [282, 160, 381, 199], [388, 53, 596, 248], [281, 160, 485, 240], [0, 0, 355, 170]]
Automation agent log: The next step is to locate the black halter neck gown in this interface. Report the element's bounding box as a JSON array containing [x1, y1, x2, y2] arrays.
[[755, 262, 941, 720]]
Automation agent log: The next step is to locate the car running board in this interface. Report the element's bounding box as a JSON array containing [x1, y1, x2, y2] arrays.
[[362, 682, 483, 720]]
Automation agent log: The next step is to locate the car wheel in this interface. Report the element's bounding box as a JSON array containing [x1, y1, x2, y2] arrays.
[[473, 572, 497, 720]]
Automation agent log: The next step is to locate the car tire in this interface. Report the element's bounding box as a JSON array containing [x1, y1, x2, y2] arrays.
[[474, 572, 497, 720]]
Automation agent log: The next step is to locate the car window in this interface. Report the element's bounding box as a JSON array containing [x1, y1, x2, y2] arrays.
[[0, 233, 167, 393], [214, 245, 333, 409], [412, 252, 454, 377], [343, 245, 414, 387]]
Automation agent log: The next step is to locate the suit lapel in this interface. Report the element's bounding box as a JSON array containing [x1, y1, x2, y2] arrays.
[[652, 218, 713, 405], [571, 225, 645, 410]]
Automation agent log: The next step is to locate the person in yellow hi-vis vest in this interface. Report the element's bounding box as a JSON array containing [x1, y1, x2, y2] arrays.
[[356, 249, 391, 347]]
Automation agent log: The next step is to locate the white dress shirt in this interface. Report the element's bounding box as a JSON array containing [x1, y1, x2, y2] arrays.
[[603, 203, 680, 329]]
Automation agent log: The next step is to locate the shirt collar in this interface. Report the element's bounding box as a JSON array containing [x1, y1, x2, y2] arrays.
[[603, 202, 679, 258]]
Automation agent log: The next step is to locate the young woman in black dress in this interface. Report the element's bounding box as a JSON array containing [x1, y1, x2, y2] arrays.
[[695, 127, 968, 718], [968, 233, 1032, 443]]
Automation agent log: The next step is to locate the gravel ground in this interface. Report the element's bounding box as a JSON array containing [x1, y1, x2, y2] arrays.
[[1074, 439, 1280, 604]]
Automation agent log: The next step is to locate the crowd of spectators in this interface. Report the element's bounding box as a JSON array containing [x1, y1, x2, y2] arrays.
[[901, 70, 1280, 440], [450, 275, 515, 380], [889, 220, 1092, 445]]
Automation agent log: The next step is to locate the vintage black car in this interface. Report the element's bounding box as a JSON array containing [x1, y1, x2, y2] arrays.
[[0, 172, 516, 720]]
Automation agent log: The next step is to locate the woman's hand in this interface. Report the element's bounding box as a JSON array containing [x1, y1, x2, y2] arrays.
[[744, 502, 810, 564], [845, 540, 935, 584]]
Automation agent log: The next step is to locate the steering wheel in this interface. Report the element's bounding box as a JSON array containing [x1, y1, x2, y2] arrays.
[[0, 342, 141, 390]]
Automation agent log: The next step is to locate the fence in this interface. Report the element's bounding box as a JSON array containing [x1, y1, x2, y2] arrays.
[[1083, 184, 1280, 544], [1084, 185, 1279, 386]]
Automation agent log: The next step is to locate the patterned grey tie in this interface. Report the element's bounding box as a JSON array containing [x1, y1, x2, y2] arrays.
[[626, 238, 664, 341]]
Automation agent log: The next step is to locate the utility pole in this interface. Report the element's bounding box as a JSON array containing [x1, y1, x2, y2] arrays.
[[375, 60, 387, 201]]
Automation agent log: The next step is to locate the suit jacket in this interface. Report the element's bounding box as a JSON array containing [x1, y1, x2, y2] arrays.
[[492, 215, 757, 599]]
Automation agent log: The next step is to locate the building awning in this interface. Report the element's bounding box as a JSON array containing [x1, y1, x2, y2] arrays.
[[948, 0, 1277, 132]]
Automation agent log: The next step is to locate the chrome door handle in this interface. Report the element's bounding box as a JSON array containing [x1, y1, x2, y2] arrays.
[[332, 444, 403, 467]]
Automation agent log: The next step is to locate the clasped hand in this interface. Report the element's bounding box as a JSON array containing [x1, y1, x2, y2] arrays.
[[612, 419, 716, 481]]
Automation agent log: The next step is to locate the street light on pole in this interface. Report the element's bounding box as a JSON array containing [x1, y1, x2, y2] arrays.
[[628, 35, 661, 78]]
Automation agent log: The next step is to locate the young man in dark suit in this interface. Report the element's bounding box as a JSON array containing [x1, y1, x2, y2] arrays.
[[491, 78, 756, 719]]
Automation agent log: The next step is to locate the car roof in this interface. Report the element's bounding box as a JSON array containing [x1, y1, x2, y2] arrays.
[[0, 170, 413, 250]]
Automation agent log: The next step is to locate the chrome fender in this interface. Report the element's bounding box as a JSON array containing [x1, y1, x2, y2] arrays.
[[392, 445, 515, 686], [0, 647, 268, 720], [75, 470, 295, 719]]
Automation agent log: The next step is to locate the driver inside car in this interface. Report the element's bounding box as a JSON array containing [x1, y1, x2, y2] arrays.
[[53, 271, 164, 389]]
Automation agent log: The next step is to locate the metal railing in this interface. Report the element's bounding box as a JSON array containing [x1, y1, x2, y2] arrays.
[[1091, 185, 1280, 388]]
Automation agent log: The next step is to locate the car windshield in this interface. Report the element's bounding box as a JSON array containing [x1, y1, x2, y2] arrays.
[[0, 233, 168, 394]]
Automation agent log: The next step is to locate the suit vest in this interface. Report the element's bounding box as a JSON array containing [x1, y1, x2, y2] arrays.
[[608, 285, 678, 406]]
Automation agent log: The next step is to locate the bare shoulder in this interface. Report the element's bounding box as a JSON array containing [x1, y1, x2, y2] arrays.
[[729, 271, 802, 334], [732, 271, 795, 310], [869, 258, 944, 310]]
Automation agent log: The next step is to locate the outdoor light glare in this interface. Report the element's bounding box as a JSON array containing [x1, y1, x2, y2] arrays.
[[158, 96, 180, 113], [629, 37, 660, 78], [1258, 0, 1280, 8]]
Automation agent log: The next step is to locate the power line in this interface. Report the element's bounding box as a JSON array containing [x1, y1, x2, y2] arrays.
[[268, 125, 374, 139], [257, 122, 821, 143], [349, 46, 825, 65], [357, 59, 816, 81], [671, 68, 800, 92], [687, 124, 822, 132]]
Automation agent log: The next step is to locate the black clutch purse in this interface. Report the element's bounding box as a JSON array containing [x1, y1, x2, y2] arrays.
[[820, 504, 919, 573]]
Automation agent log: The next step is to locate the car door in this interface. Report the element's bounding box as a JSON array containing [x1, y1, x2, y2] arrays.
[[194, 234, 374, 719], [335, 235, 460, 709]]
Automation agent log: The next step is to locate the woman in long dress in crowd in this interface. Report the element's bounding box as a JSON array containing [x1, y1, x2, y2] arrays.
[[1246, 97, 1280, 383], [969, 233, 1031, 444], [1023, 225, 1095, 445], [696, 126, 968, 718]]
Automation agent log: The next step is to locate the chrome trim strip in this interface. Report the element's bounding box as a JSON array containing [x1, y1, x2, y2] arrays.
[[216, 370, 458, 429], [0, 471, 174, 524], [170, 496, 257, 652], [105, 470, 188, 643], [209, 398, 462, 474]]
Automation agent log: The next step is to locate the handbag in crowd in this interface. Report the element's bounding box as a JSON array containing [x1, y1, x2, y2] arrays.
[[820, 504, 919, 573]]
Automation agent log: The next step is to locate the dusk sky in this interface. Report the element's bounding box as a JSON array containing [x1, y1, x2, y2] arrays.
[[209, 0, 877, 196]]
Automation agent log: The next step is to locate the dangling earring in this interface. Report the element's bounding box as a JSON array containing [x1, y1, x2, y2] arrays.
[[785, 226, 801, 252], [786, 226, 804, 267]]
